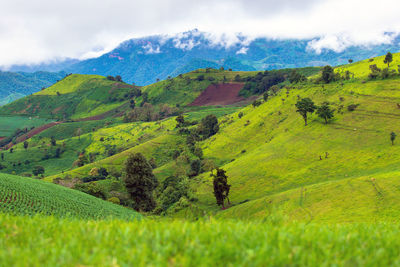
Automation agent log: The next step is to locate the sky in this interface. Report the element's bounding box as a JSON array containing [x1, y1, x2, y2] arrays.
[[0, 0, 400, 68]]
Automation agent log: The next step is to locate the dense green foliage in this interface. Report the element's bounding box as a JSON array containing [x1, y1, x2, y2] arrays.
[[124, 153, 159, 211]]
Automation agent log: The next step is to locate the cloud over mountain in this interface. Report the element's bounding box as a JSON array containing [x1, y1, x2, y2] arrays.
[[1, 0, 400, 67]]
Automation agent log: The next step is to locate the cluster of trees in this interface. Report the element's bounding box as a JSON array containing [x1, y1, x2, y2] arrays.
[[106, 75, 123, 82], [123, 103, 179, 122], [368, 52, 398, 80], [295, 98, 335, 126], [121, 151, 230, 213], [239, 70, 286, 96]]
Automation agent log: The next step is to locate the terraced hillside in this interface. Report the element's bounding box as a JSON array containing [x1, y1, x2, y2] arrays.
[[0, 74, 135, 120], [0, 173, 141, 220]]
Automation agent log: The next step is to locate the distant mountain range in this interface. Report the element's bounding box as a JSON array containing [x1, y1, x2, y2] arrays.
[[0, 71, 66, 105], [4, 30, 400, 91]]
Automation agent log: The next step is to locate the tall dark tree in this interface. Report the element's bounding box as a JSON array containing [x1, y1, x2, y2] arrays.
[[321, 65, 335, 83], [1, 153, 4, 161], [211, 168, 231, 209], [316, 102, 335, 124], [295, 98, 316, 126], [384, 52, 393, 68], [50, 136, 56, 146], [175, 115, 185, 128], [123, 153, 159, 212], [391, 132, 396, 145], [115, 75, 123, 82], [23, 141, 29, 150], [198, 114, 219, 139]]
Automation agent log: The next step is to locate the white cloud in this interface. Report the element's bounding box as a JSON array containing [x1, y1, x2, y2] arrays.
[[0, 0, 400, 67], [236, 47, 249, 55], [142, 43, 161, 54]]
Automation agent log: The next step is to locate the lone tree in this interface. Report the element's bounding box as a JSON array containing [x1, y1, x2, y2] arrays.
[[129, 99, 135, 109], [391, 132, 396, 145], [50, 136, 56, 146], [75, 128, 82, 141], [321, 65, 335, 83], [23, 141, 28, 150], [384, 52, 393, 68], [295, 98, 316, 126], [348, 59, 353, 63], [316, 102, 335, 124], [123, 153, 159, 212], [211, 168, 231, 209]]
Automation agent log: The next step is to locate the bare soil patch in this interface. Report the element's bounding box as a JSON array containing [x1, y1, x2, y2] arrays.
[[189, 83, 245, 106]]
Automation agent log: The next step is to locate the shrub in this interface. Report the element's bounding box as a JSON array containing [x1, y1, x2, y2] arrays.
[[347, 104, 359, 111], [107, 197, 121, 205]]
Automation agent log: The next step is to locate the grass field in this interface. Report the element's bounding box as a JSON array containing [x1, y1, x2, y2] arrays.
[[0, 173, 140, 220], [0, 116, 53, 137], [1, 215, 400, 266]]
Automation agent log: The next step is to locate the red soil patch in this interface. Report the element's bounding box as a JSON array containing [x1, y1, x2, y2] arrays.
[[189, 83, 245, 106], [52, 106, 63, 114], [16, 103, 32, 114], [2, 121, 62, 150]]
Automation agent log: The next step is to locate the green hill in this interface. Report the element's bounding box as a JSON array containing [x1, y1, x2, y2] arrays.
[[0, 172, 141, 220], [187, 53, 400, 222], [0, 74, 135, 120], [2, 53, 400, 223]]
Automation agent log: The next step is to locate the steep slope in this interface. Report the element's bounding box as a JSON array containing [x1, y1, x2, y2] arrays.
[[0, 173, 140, 220], [188, 54, 400, 221], [0, 74, 135, 120]]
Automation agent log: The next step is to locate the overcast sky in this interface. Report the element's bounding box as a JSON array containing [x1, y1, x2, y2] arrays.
[[0, 0, 399, 67]]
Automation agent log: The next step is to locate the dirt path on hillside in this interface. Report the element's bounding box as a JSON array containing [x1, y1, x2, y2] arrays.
[[1, 102, 129, 150], [189, 83, 245, 106]]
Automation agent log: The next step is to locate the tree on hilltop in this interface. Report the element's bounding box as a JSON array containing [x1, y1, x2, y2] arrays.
[[295, 98, 316, 126], [384, 52, 393, 68], [321, 65, 335, 83]]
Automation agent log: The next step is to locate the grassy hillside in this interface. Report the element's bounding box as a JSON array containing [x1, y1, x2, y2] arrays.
[[142, 67, 320, 106], [0, 173, 140, 220], [2, 215, 400, 266], [337, 53, 400, 78], [0, 116, 53, 137], [0, 74, 135, 120], [185, 54, 400, 221]]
